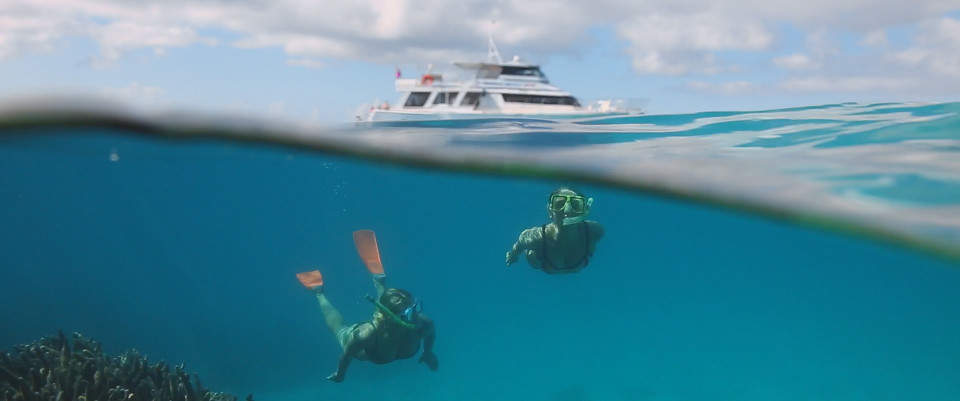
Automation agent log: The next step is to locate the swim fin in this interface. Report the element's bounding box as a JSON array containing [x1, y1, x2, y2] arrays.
[[353, 229, 385, 276], [296, 270, 324, 289]]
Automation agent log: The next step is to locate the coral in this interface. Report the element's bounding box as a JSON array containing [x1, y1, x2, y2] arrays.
[[0, 331, 248, 401]]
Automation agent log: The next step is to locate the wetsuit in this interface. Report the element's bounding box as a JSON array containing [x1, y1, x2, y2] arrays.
[[538, 222, 592, 272], [346, 322, 422, 364]]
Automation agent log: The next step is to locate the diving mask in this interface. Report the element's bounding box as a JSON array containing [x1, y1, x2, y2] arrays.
[[548, 194, 593, 225], [365, 294, 421, 329], [400, 300, 422, 322]]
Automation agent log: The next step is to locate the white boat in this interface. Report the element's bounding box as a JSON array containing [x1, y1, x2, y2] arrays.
[[358, 39, 644, 122]]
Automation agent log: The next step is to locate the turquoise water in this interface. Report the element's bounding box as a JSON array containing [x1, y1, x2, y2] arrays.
[[1, 100, 959, 400]]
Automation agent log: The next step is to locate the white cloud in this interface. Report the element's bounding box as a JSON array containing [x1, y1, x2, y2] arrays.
[[617, 12, 774, 75], [369, 0, 407, 38], [617, 13, 769, 51], [774, 53, 822, 70], [863, 30, 889, 48], [628, 51, 688, 75], [688, 80, 760, 95], [92, 21, 217, 65], [0, 0, 953, 62], [281, 35, 354, 59], [769, 17, 960, 96], [267, 101, 286, 116], [803, 29, 840, 58], [780, 76, 917, 92], [0, 14, 86, 60], [892, 17, 960, 77], [0, 0, 958, 101], [0, 2, 218, 65]]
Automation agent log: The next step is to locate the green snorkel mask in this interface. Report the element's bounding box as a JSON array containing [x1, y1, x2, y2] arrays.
[[548, 194, 593, 225], [365, 294, 420, 329]]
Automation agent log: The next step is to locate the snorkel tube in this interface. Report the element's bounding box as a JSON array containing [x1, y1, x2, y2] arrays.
[[561, 197, 593, 226], [365, 294, 418, 329]]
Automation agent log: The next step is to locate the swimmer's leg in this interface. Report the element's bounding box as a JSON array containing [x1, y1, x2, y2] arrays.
[[315, 288, 345, 335], [372, 274, 386, 298]]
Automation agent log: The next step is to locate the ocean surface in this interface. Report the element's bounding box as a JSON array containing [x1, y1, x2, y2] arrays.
[[1, 99, 959, 401]]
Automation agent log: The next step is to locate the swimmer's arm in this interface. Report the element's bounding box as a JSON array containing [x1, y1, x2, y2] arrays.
[[420, 316, 436, 354], [587, 221, 605, 240], [585, 221, 605, 257], [418, 315, 439, 371], [328, 325, 374, 383], [506, 227, 542, 265]]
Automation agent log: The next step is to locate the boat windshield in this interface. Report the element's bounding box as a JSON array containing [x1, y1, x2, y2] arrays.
[[432, 92, 459, 106], [501, 66, 546, 79], [502, 94, 580, 106], [404, 92, 431, 107], [462, 92, 482, 106]]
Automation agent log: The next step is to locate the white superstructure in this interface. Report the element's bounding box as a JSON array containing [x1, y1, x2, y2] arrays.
[[359, 39, 643, 122]]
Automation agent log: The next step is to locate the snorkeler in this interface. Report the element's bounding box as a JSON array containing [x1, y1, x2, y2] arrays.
[[505, 187, 605, 274], [296, 229, 438, 383]]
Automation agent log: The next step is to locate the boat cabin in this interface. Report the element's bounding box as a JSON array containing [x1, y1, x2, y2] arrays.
[[393, 60, 580, 111], [360, 37, 639, 121]]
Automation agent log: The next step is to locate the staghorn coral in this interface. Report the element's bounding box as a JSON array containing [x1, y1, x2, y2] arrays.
[[0, 331, 250, 401]]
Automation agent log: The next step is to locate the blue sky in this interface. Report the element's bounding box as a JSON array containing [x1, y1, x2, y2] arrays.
[[1, 1, 958, 124]]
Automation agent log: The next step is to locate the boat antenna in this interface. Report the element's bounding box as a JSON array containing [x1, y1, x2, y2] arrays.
[[487, 20, 502, 64], [487, 36, 503, 64]]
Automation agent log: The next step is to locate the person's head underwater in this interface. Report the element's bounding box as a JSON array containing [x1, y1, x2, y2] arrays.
[[547, 187, 593, 226], [367, 288, 422, 329]]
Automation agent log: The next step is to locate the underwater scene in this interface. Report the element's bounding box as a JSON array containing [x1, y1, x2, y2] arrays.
[[1, 100, 959, 401]]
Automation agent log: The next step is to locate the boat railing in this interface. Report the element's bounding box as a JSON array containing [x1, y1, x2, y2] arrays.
[[395, 78, 422, 90], [582, 97, 647, 114]]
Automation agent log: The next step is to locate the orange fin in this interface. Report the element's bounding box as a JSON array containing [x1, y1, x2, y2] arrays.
[[296, 270, 324, 289], [353, 229, 385, 276]]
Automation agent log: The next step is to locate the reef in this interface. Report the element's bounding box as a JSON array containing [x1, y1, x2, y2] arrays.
[[0, 331, 249, 401]]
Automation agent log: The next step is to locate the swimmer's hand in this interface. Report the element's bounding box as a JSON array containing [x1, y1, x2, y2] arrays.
[[506, 248, 519, 265], [327, 371, 344, 383], [419, 352, 439, 371]]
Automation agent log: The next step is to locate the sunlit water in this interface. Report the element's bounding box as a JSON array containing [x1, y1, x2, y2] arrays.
[[1, 99, 959, 401]]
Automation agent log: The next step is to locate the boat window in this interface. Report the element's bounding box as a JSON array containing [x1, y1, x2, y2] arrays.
[[446, 92, 459, 105], [502, 94, 580, 106], [461, 92, 482, 106], [477, 66, 500, 79], [429, 92, 460, 106], [501, 66, 544, 78], [404, 92, 431, 107]]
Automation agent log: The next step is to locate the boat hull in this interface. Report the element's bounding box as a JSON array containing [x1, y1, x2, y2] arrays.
[[367, 109, 634, 122]]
